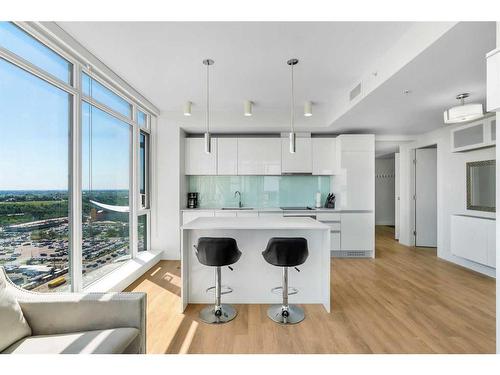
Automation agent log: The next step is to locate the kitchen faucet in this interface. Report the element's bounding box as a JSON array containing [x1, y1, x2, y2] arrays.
[[234, 191, 242, 208]]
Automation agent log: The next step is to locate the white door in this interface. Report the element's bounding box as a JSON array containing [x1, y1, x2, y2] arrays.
[[415, 148, 437, 247], [395, 153, 400, 240]]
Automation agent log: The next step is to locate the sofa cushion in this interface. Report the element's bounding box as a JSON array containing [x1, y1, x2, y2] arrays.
[[0, 272, 32, 352], [2, 327, 139, 354]]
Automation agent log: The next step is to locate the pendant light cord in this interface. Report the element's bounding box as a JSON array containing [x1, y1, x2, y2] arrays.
[[206, 62, 210, 134], [290, 63, 295, 133]]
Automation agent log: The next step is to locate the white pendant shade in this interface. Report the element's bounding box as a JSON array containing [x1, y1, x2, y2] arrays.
[[443, 103, 483, 124]]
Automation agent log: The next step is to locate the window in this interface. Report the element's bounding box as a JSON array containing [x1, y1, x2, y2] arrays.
[[82, 72, 132, 119], [81, 102, 131, 287], [0, 22, 72, 84], [138, 214, 147, 252], [139, 131, 150, 209], [137, 110, 147, 128], [1, 22, 155, 292], [0, 58, 71, 291]]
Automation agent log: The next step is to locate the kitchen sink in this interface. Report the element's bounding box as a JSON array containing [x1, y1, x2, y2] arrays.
[[221, 207, 254, 210]]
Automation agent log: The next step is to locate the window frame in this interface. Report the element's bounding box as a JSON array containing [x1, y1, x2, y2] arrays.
[[0, 21, 156, 291]]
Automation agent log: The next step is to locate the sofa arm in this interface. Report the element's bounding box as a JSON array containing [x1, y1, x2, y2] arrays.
[[16, 291, 146, 353]]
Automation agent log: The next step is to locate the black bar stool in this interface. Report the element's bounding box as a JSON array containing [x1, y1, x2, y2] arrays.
[[194, 237, 241, 324], [262, 237, 309, 324]]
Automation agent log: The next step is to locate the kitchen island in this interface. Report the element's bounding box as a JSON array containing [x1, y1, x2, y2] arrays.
[[180, 216, 331, 312]]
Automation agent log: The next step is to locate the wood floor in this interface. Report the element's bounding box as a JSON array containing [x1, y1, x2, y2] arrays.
[[125, 226, 496, 354]]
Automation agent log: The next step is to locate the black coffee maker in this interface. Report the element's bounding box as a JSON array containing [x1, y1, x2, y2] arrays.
[[187, 192, 199, 209]]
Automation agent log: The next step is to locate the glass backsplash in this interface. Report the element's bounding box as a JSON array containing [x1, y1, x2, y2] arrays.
[[188, 175, 331, 208]]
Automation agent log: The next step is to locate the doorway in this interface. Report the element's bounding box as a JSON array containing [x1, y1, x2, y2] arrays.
[[413, 146, 437, 247]]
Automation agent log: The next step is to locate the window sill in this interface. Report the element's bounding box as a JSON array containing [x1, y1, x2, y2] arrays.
[[84, 250, 163, 293]]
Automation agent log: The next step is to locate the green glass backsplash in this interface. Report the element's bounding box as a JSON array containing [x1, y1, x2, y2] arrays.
[[188, 175, 331, 208]]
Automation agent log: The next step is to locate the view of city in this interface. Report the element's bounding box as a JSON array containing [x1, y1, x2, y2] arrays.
[[0, 190, 132, 291]]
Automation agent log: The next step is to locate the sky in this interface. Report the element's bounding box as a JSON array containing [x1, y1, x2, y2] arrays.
[[0, 22, 131, 191]]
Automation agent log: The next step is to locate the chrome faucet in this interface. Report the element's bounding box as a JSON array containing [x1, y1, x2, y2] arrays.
[[234, 191, 242, 208]]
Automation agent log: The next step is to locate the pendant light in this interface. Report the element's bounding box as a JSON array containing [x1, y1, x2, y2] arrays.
[[443, 93, 484, 124], [203, 59, 214, 153], [304, 101, 313, 117], [183, 101, 192, 116], [287, 58, 299, 153]]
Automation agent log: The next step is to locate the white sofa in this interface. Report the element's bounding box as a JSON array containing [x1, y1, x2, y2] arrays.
[[0, 267, 146, 354]]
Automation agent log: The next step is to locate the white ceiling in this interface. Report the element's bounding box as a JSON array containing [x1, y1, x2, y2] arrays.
[[57, 21, 495, 135], [58, 21, 414, 132], [333, 22, 496, 135]]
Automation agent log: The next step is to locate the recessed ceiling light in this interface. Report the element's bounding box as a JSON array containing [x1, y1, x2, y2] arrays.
[[304, 101, 313, 117], [183, 101, 192, 116], [244, 100, 253, 117]]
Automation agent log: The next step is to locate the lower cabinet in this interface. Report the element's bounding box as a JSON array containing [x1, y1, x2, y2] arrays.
[[451, 215, 495, 267], [340, 212, 375, 253]]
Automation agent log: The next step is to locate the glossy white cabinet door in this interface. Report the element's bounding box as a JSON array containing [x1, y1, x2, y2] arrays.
[[451, 215, 496, 267], [185, 138, 217, 175], [236, 211, 259, 217], [214, 211, 237, 217], [281, 137, 312, 173], [341, 212, 374, 251], [217, 138, 238, 175], [486, 48, 500, 112], [340, 151, 375, 210], [312, 138, 338, 175], [238, 138, 281, 175]]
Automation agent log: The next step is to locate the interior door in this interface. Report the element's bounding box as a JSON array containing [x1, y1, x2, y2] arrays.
[[415, 148, 437, 247], [395, 153, 400, 240]]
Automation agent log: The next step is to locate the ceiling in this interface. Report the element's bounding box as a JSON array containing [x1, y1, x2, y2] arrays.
[[57, 21, 496, 135], [333, 22, 496, 135], [58, 21, 414, 131]]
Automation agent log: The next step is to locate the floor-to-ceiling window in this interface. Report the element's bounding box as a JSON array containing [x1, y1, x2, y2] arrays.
[[0, 21, 155, 291], [0, 23, 72, 291]]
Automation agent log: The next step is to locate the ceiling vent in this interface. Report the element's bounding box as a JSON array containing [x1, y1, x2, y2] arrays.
[[349, 82, 362, 101]]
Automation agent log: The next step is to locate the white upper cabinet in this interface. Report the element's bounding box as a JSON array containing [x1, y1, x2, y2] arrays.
[[217, 138, 238, 175], [281, 136, 312, 174], [312, 137, 338, 175], [486, 48, 500, 112], [450, 115, 496, 152], [238, 138, 281, 175], [184, 137, 217, 175]]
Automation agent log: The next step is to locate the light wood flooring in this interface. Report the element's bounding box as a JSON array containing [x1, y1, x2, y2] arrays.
[[125, 226, 496, 354]]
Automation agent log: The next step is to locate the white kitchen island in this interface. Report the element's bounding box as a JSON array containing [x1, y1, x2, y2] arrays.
[[180, 217, 331, 312]]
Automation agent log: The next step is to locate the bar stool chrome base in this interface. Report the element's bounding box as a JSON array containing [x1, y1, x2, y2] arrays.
[[267, 304, 305, 324], [199, 304, 237, 324]]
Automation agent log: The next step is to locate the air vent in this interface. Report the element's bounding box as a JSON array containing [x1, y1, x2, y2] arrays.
[[349, 83, 362, 101], [331, 250, 371, 258]]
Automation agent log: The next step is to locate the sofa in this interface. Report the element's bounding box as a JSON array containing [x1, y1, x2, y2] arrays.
[[0, 267, 146, 354]]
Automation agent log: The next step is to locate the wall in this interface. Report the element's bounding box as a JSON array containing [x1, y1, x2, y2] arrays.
[[150, 117, 183, 260], [399, 123, 496, 277], [188, 175, 331, 208], [375, 157, 395, 225]]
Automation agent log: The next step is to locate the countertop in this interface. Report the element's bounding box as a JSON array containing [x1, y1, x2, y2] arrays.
[[181, 207, 341, 212], [181, 216, 331, 230]]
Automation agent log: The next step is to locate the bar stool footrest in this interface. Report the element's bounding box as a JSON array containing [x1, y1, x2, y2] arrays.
[[206, 285, 233, 295], [271, 286, 298, 296]]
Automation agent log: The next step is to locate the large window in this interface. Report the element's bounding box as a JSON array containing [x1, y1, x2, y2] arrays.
[[0, 22, 72, 84], [82, 103, 131, 287], [0, 22, 154, 291], [0, 57, 71, 292]]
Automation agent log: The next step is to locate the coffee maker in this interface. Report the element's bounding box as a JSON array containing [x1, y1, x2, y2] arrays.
[[187, 192, 199, 209]]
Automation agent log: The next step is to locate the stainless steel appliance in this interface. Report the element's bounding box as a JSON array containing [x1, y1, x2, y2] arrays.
[[280, 207, 317, 220]]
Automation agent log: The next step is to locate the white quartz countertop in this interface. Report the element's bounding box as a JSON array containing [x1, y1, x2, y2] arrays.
[[181, 216, 331, 230]]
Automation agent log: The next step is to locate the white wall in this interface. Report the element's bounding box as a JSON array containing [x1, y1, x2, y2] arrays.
[[150, 117, 184, 260], [399, 125, 496, 277], [375, 157, 395, 225]]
